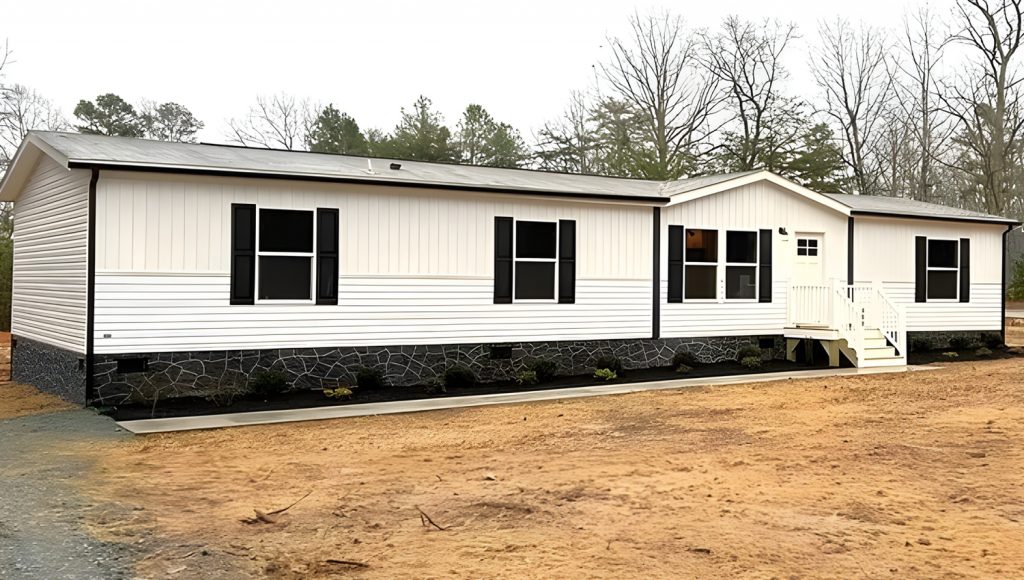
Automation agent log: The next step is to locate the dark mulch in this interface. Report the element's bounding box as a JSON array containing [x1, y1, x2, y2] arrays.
[[106, 358, 831, 421], [908, 345, 1021, 365]]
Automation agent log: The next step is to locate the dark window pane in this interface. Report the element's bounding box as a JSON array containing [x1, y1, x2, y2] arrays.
[[808, 239, 818, 248], [259, 256, 311, 299], [927, 270, 958, 299], [516, 221, 557, 259], [685, 265, 717, 299], [797, 248, 808, 256], [808, 248, 818, 256], [726, 231, 757, 263], [685, 229, 718, 263], [515, 261, 555, 299], [726, 266, 757, 299], [928, 239, 958, 268], [260, 209, 314, 253]]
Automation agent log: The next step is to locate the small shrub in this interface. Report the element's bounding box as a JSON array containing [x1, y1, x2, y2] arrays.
[[594, 368, 617, 381], [323, 386, 353, 400], [592, 353, 623, 374], [675, 364, 693, 375], [736, 345, 762, 362], [974, 346, 993, 358], [740, 355, 762, 369], [941, 351, 959, 359], [424, 376, 446, 396], [355, 366, 386, 390], [444, 365, 476, 389], [672, 349, 699, 368], [910, 337, 936, 352], [515, 370, 538, 385], [529, 358, 559, 383], [981, 332, 1003, 348], [949, 335, 979, 350], [249, 370, 289, 398]]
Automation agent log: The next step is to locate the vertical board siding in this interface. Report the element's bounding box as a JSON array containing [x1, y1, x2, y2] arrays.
[[11, 157, 90, 352], [94, 172, 652, 353]]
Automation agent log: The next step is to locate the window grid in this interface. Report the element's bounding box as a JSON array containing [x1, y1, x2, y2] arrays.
[[926, 238, 959, 301], [683, 228, 760, 302], [255, 208, 317, 303], [724, 230, 759, 302], [797, 238, 819, 257], [512, 219, 559, 303]]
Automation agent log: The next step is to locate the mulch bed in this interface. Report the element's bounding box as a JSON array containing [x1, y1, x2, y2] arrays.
[[907, 345, 1020, 365]]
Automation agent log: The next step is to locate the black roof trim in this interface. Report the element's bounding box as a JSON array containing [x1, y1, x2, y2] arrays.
[[68, 162, 669, 204], [850, 210, 1020, 226]]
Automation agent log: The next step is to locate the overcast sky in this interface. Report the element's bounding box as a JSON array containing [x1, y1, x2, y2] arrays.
[[3, 0, 951, 143]]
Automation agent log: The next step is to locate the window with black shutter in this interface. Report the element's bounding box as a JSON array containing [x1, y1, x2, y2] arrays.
[[494, 218, 575, 303]]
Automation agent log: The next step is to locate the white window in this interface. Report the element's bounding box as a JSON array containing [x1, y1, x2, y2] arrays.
[[683, 228, 759, 301], [725, 231, 758, 300], [513, 220, 558, 301], [796, 238, 818, 256], [684, 229, 718, 300], [927, 238, 959, 300], [256, 208, 316, 302]]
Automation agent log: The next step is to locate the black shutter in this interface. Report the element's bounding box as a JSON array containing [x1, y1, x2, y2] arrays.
[[494, 217, 513, 303], [915, 236, 927, 303], [758, 229, 772, 303], [316, 208, 339, 305], [959, 238, 970, 303], [558, 219, 576, 304], [668, 225, 684, 303], [230, 204, 256, 305]]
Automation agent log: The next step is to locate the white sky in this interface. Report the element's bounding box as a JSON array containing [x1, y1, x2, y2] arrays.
[[2, 0, 954, 143]]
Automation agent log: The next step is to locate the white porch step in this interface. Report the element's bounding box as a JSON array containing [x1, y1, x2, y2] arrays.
[[855, 356, 907, 368], [861, 345, 896, 359]]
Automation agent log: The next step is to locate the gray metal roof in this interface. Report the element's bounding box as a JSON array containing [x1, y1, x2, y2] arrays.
[[826, 193, 1018, 224], [3, 132, 1017, 224]]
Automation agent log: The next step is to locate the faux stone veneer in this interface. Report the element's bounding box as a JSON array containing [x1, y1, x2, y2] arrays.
[[908, 330, 1003, 351], [90, 335, 785, 405], [12, 335, 87, 404]]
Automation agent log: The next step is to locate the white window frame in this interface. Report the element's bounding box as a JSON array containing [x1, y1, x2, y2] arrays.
[[926, 237, 960, 303], [723, 229, 760, 303], [682, 227, 721, 303], [512, 218, 559, 304], [796, 237, 819, 257], [255, 206, 317, 304]]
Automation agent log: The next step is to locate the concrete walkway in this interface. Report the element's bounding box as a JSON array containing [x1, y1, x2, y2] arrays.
[[118, 364, 939, 434]]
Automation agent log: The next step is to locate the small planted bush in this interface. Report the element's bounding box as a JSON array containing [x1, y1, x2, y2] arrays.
[[981, 332, 1003, 348], [910, 337, 935, 353], [249, 370, 289, 398], [444, 365, 476, 389], [594, 368, 617, 381], [355, 366, 386, 390], [515, 370, 538, 385], [424, 376, 446, 396], [740, 356, 763, 369], [672, 349, 699, 369], [941, 351, 959, 359], [675, 363, 693, 375], [975, 346, 993, 358], [949, 335, 979, 351], [323, 386, 353, 400], [529, 358, 559, 383], [592, 353, 623, 374], [736, 345, 762, 363]]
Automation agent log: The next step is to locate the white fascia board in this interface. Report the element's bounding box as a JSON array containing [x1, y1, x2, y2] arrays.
[[664, 170, 853, 217], [0, 134, 72, 201]]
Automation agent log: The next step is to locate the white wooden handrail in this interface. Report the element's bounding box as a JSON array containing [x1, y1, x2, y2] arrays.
[[788, 279, 906, 360]]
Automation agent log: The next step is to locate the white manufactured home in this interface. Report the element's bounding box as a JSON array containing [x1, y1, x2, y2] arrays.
[[0, 132, 1017, 404]]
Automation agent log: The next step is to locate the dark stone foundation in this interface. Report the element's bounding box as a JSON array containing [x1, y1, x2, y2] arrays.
[[908, 330, 1004, 351], [90, 335, 785, 405], [11, 335, 87, 404]]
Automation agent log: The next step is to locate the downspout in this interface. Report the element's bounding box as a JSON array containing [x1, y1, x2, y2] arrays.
[[1003, 224, 1014, 346], [847, 217, 855, 285], [85, 168, 98, 404], [652, 207, 661, 340]]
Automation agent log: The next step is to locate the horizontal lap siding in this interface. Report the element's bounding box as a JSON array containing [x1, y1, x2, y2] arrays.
[[660, 280, 788, 337], [93, 275, 650, 352], [11, 157, 90, 352], [880, 282, 1002, 331]]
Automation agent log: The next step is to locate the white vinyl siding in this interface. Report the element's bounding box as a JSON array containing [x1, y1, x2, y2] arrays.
[[93, 172, 652, 353], [11, 156, 90, 352]]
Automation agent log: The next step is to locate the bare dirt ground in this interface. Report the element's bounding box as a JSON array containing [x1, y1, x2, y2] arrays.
[[0, 382, 75, 419], [59, 356, 1023, 579]]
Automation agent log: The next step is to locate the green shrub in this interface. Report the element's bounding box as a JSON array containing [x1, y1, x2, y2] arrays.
[[1009, 256, 1024, 301], [949, 335, 979, 350], [323, 386, 353, 400], [736, 345, 762, 362], [424, 376, 446, 396], [592, 353, 623, 374], [910, 337, 936, 352], [444, 365, 476, 389], [249, 370, 289, 398], [941, 351, 959, 359], [355, 366, 386, 390], [672, 349, 699, 368], [675, 364, 693, 375], [515, 370, 538, 385], [593, 368, 617, 381], [981, 332, 1004, 348], [740, 355, 762, 369], [529, 358, 559, 383], [974, 346, 993, 358]]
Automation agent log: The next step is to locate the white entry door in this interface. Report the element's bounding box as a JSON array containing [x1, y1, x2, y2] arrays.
[[793, 233, 825, 285]]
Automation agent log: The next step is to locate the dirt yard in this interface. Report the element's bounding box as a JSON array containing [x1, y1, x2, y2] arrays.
[[20, 356, 1005, 579]]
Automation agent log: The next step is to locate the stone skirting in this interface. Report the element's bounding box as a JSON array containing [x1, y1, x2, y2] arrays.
[[11, 335, 87, 404], [90, 335, 784, 405], [908, 330, 1004, 351]]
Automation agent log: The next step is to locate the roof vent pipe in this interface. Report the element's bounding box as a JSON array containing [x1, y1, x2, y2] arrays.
[[390, 163, 402, 170], [366, 159, 374, 174]]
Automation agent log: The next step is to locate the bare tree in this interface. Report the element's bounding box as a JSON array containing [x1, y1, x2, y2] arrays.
[[703, 17, 798, 172], [226, 93, 313, 150], [0, 84, 68, 166], [534, 91, 603, 175], [811, 19, 894, 195], [602, 12, 724, 179], [938, 0, 1024, 219]]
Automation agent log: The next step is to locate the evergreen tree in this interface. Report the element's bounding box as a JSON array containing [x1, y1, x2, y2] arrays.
[[141, 101, 203, 142], [306, 104, 369, 155], [454, 104, 529, 168], [74, 93, 145, 137], [387, 96, 456, 162]]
